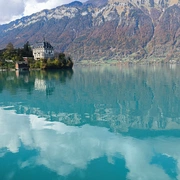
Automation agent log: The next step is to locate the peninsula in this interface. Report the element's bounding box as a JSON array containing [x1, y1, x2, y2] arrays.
[[0, 41, 73, 70]]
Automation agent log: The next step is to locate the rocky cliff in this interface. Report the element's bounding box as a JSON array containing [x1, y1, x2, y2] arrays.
[[0, 0, 180, 62]]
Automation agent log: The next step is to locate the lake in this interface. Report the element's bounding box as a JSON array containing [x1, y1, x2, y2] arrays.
[[0, 64, 180, 180]]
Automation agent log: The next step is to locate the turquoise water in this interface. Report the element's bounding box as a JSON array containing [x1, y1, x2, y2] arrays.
[[0, 65, 180, 180]]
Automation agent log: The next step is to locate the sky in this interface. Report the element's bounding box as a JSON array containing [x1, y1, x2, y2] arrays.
[[0, 0, 87, 25]]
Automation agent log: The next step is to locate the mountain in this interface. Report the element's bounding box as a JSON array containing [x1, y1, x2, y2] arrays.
[[0, 0, 180, 62]]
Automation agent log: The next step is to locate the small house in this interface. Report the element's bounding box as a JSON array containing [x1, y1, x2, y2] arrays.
[[15, 61, 29, 71]]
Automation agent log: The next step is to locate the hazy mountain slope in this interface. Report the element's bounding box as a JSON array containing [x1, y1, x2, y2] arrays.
[[0, 0, 180, 62]]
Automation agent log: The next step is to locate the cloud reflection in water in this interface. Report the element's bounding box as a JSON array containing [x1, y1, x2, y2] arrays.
[[0, 107, 179, 180]]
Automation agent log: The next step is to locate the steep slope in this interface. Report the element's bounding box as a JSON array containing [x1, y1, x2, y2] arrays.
[[147, 5, 180, 61], [0, 0, 180, 62]]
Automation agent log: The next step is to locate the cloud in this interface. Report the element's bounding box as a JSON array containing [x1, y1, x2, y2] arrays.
[[0, 0, 87, 25], [0, 107, 180, 179], [0, 0, 25, 24], [36, 0, 49, 2]]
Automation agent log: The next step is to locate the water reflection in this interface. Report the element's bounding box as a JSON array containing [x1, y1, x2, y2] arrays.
[[0, 107, 179, 180], [1, 65, 180, 179], [0, 69, 73, 95], [0, 66, 180, 133]]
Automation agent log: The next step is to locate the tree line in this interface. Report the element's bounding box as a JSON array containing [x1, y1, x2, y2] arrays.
[[0, 42, 33, 69], [0, 42, 33, 61]]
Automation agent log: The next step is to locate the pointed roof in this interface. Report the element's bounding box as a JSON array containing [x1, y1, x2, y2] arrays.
[[33, 41, 53, 49]]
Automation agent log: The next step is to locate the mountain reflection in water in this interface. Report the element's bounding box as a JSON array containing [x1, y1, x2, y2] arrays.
[[0, 65, 180, 179]]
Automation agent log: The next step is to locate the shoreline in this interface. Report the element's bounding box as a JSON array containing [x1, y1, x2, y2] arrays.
[[1, 59, 179, 71], [74, 59, 180, 66]]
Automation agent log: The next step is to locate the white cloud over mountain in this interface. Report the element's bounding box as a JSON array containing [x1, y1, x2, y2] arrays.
[[0, 0, 87, 25]]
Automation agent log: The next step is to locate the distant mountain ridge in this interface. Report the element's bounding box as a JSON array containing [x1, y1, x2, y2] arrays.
[[0, 0, 180, 62]]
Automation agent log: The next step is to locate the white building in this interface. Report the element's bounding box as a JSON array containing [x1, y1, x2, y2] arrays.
[[33, 41, 54, 60]]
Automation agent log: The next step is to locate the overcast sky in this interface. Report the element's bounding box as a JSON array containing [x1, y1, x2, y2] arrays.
[[0, 0, 87, 25]]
